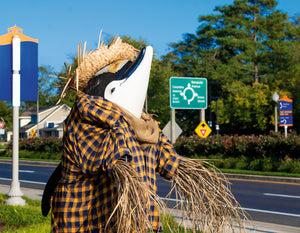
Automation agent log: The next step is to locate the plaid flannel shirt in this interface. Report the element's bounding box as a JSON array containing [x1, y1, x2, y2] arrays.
[[51, 92, 181, 232]]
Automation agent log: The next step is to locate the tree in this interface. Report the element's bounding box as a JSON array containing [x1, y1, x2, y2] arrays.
[[23, 66, 59, 109], [211, 81, 273, 134], [147, 59, 180, 127], [0, 101, 12, 131], [163, 0, 300, 134]]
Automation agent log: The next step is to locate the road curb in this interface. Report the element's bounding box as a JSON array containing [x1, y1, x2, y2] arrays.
[[224, 173, 300, 184], [0, 158, 59, 166]]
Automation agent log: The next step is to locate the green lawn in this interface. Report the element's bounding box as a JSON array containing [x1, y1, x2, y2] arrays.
[[0, 194, 198, 233], [0, 194, 50, 233]]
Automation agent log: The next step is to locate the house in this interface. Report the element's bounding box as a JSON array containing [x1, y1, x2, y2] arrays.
[[19, 104, 71, 138]]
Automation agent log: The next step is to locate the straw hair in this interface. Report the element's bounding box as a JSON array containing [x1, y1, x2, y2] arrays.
[[109, 160, 165, 233], [70, 36, 138, 91], [57, 35, 139, 103], [107, 158, 248, 233], [169, 157, 248, 233]]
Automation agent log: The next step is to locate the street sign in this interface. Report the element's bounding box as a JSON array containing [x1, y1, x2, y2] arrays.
[[0, 122, 5, 129], [279, 96, 293, 126], [170, 77, 207, 109], [195, 121, 212, 138], [0, 129, 5, 135], [0, 25, 38, 101], [162, 120, 183, 141], [30, 129, 35, 138]]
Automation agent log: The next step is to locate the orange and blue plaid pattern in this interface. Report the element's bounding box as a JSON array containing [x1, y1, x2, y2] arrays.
[[51, 92, 181, 232]]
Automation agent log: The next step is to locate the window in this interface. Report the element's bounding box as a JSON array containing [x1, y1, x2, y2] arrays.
[[31, 115, 37, 123]]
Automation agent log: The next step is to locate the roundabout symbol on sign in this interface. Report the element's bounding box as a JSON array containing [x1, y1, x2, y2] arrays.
[[180, 83, 198, 104]]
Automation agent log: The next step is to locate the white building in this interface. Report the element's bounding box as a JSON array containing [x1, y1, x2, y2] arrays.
[[19, 104, 71, 138]]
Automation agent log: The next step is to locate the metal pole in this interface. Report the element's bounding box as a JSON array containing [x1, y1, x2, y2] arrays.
[[201, 109, 205, 122], [216, 100, 219, 134], [275, 105, 278, 133], [284, 125, 288, 139], [36, 94, 39, 137], [5, 35, 25, 206], [171, 108, 176, 144]]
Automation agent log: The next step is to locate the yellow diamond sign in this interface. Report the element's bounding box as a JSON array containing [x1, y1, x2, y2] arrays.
[[195, 120, 212, 138], [30, 129, 35, 138]]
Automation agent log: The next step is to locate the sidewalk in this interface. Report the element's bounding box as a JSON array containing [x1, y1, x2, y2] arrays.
[[0, 183, 43, 200], [1, 183, 299, 233]]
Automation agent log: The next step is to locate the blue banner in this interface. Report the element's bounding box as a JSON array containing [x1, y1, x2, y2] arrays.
[[0, 42, 38, 101], [0, 26, 38, 102], [278, 97, 293, 126]]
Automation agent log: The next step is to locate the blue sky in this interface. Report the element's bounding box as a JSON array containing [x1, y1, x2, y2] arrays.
[[0, 0, 299, 72]]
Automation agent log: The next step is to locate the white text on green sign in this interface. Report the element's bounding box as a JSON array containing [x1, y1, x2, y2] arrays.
[[170, 77, 207, 109]]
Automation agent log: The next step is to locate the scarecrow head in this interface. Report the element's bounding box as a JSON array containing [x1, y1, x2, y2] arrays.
[[62, 37, 153, 118]]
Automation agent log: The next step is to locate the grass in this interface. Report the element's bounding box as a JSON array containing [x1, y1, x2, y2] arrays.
[[0, 194, 50, 233], [0, 194, 195, 233]]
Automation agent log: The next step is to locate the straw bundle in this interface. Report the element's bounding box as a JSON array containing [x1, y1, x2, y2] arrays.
[[71, 36, 138, 91], [109, 160, 165, 233], [56, 35, 139, 104], [169, 157, 248, 233], [108, 158, 247, 233]]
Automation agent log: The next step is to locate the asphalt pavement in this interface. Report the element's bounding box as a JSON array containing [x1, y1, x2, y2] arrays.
[[0, 159, 299, 233]]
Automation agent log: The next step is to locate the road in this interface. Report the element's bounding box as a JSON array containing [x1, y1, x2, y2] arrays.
[[0, 160, 299, 228]]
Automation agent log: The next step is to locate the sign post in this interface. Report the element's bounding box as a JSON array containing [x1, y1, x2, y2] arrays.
[[278, 96, 293, 139], [169, 77, 207, 141], [0, 26, 38, 205]]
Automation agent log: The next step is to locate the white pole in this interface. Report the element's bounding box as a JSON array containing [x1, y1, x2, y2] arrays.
[[284, 125, 288, 139], [5, 35, 25, 206], [275, 105, 278, 132], [201, 109, 205, 122], [171, 108, 176, 144]]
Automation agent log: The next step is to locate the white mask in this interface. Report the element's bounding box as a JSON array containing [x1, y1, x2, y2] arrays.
[[104, 46, 153, 118]]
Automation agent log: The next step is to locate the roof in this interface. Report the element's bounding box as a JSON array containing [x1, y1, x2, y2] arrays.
[[20, 104, 71, 133], [21, 105, 60, 117]]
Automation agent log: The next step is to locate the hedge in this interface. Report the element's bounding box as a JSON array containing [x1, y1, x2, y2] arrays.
[[174, 131, 300, 173]]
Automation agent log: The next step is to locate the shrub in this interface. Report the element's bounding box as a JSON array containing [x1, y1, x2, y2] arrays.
[[235, 156, 249, 170], [262, 158, 274, 172], [17, 137, 62, 153], [223, 157, 237, 169], [291, 160, 300, 173], [277, 158, 293, 173], [175, 132, 300, 160], [249, 159, 263, 171]]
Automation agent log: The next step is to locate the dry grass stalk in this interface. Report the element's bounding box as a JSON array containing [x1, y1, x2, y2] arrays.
[[169, 157, 248, 233], [71, 35, 138, 91], [58, 34, 139, 102], [109, 160, 165, 233]]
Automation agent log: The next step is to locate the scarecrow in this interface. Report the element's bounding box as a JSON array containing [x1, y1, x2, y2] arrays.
[[42, 36, 246, 233]]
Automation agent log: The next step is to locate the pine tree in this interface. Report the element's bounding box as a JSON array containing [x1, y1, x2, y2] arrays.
[[164, 0, 299, 134]]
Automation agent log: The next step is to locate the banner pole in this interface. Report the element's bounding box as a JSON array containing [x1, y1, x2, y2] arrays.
[[5, 35, 25, 206]]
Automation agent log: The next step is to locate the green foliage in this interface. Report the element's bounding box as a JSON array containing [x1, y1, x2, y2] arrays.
[[174, 132, 300, 173], [0, 102, 12, 131], [3, 137, 62, 160], [211, 82, 274, 134], [0, 194, 50, 232], [163, 0, 300, 134], [148, 59, 180, 127], [18, 137, 62, 153]]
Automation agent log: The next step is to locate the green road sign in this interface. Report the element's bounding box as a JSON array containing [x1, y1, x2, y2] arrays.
[[170, 77, 207, 109]]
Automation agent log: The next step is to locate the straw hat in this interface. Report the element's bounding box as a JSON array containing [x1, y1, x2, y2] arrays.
[[58, 35, 139, 102]]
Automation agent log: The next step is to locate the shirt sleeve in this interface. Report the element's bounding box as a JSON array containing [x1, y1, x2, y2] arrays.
[[155, 131, 182, 180], [63, 93, 128, 175]]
